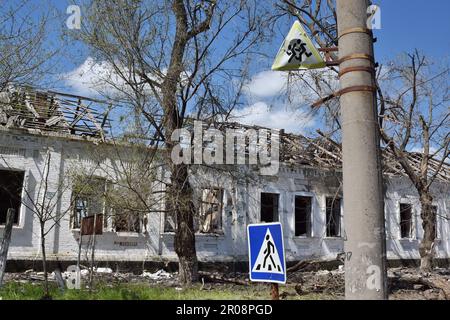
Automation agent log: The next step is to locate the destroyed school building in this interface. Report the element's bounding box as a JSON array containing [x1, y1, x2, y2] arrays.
[[0, 87, 449, 271]]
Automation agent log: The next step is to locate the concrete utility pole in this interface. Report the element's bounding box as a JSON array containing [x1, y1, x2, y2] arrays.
[[336, 0, 387, 299]]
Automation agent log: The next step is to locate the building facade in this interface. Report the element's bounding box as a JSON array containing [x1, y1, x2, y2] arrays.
[[1, 126, 449, 269]]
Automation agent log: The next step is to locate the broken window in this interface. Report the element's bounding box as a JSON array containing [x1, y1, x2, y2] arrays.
[[400, 203, 413, 238], [326, 197, 341, 237], [431, 205, 438, 238], [0, 169, 24, 225], [72, 177, 106, 229], [295, 196, 312, 237], [73, 197, 88, 229], [106, 182, 145, 233], [198, 188, 223, 233], [399, 203, 413, 238], [164, 197, 176, 232], [261, 192, 279, 223], [113, 208, 142, 233], [72, 177, 146, 233]]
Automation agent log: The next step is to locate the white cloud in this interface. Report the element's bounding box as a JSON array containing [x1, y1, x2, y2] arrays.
[[243, 68, 339, 105], [243, 71, 287, 98], [231, 101, 314, 134], [238, 68, 339, 134], [58, 57, 126, 97], [60, 57, 190, 100]]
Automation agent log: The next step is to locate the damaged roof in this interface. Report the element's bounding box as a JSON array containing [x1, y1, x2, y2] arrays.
[[0, 85, 111, 140], [1, 86, 448, 182], [281, 129, 450, 182], [203, 121, 450, 183]]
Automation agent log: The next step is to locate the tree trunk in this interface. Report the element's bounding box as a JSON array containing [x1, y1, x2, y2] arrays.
[[0, 208, 15, 287], [171, 164, 198, 285], [40, 222, 50, 297], [89, 216, 97, 291], [159, 0, 198, 285], [418, 192, 435, 271]]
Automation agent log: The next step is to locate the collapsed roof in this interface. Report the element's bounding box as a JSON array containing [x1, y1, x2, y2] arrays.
[[0, 85, 111, 140], [1, 86, 448, 182], [281, 130, 449, 182], [201, 121, 450, 183]]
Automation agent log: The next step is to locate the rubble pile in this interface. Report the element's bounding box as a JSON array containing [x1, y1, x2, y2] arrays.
[[289, 269, 345, 297], [2, 267, 450, 299], [2, 268, 178, 287], [387, 267, 450, 300]]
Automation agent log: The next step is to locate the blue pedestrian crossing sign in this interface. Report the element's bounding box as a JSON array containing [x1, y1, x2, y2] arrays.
[[247, 222, 286, 284]]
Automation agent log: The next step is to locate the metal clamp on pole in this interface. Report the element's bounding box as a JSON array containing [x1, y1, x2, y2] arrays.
[[339, 66, 374, 77], [311, 85, 377, 108], [338, 85, 377, 96], [338, 53, 375, 65], [338, 27, 373, 40]]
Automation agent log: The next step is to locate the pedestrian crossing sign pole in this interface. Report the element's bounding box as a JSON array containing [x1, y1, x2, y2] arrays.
[[247, 222, 286, 284]]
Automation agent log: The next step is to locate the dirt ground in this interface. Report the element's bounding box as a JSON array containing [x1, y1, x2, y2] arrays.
[[2, 266, 450, 300]]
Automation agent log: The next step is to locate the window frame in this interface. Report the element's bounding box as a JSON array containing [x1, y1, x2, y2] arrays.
[[324, 196, 342, 238], [260, 192, 280, 223], [197, 187, 224, 234], [293, 192, 314, 238], [71, 176, 108, 231], [430, 204, 439, 240], [399, 202, 414, 239], [163, 195, 176, 233], [112, 207, 144, 234], [0, 168, 26, 228], [71, 176, 146, 234]]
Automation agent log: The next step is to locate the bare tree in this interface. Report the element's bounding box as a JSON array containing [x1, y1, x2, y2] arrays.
[[74, 140, 163, 236], [73, 0, 271, 284], [275, 3, 450, 270], [274, 0, 341, 136], [377, 51, 450, 270], [0, 0, 58, 91], [1, 150, 96, 297]]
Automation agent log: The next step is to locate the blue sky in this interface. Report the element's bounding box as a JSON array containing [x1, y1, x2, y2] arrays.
[[264, 0, 450, 65], [231, 0, 450, 133], [375, 0, 450, 62], [53, 0, 450, 79], [10, 1, 449, 134]]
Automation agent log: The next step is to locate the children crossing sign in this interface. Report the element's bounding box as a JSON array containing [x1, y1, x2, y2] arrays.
[[271, 21, 325, 71], [247, 222, 286, 284]]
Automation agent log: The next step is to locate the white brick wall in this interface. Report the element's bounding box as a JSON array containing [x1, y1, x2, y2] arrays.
[[1, 129, 449, 264]]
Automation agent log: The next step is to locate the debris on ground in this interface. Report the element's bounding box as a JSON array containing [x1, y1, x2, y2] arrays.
[[95, 267, 113, 274], [2, 266, 450, 299], [142, 269, 172, 280]]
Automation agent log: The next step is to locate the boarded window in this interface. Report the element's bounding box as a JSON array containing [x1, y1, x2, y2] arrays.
[[295, 196, 312, 236], [326, 197, 341, 237], [261, 193, 279, 223], [399, 203, 413, 238], [80, 214, 103, 235], [0, 170, 24, 225], [198, 188, 223, 233]]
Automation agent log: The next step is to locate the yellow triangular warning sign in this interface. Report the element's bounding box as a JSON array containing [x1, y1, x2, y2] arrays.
[[272, 21, 326, 71]]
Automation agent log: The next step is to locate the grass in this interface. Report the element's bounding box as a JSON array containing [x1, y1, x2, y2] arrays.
[[0, 281, 338, 300]]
